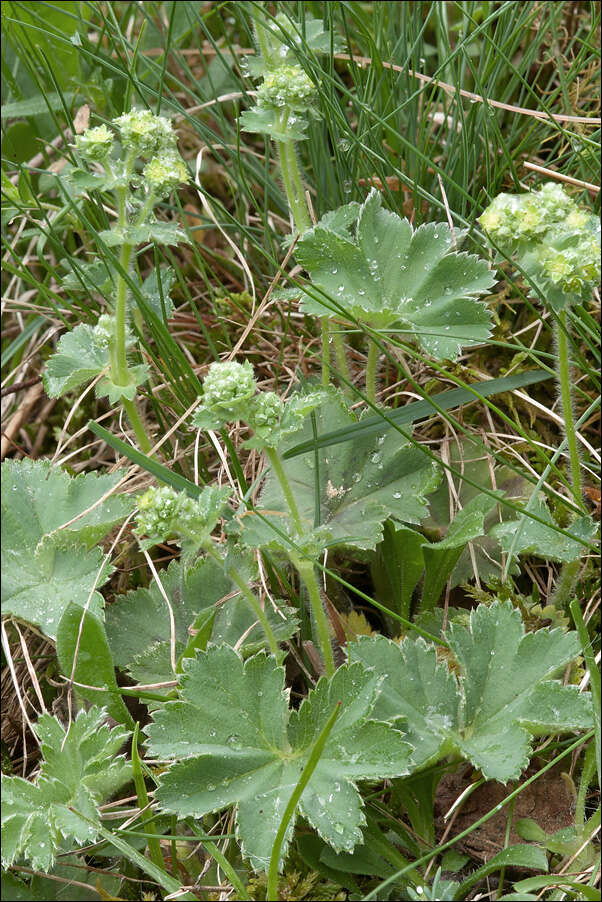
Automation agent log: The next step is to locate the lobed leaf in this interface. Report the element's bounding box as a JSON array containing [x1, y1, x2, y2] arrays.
[[1, 708, 131, 872], [1, 460, 133, 638], [105, 557, 298, 688], [293, 189, 495, 360], [43, 323, 109, 399], [349, 602, 593, 782], [490, 498, 597, 563], [240, 391, 440, 553], [146, 646, 411, 871]]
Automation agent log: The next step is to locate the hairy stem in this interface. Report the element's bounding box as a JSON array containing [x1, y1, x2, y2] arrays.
[[555, 311, 582, 502], [331, 328, 353, 390], [265, 447, 304, 535], [276, 137, 311, 234], [366, 340, 379, 404], [321, 317, 331, 386], [552, 311, 584, 609], [205, 545, 280, 657], [551, 558, 580, 611], [121, 397, 152, 453], [113, 240, 134, 386], [293, 556, 335, 678]]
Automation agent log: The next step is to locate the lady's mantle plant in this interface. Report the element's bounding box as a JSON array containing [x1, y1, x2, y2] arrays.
[[480, 183, 599, 604], [44, 110, 189, 452], [191, 361, 441, 676]]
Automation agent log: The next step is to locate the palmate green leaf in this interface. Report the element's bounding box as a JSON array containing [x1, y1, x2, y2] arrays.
[[105, 557, 298, 688], [349, 602, 593, 782], [1, 459, 132, 638], [1, 708, 131, 873], [293, 189, 495, 360], [240, 106, 310, 142], [99, 222, 189, 247], [43, 324, 109, 398], [240, 392, 440, 553], [145, 646, 411, 872], [490, 497, 597, 563]]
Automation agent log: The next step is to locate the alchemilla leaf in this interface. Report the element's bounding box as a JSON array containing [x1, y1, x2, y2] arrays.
[[146, 646, 411, 871], [1, 459, 133, 638], [44, 323, 110, 398], [349, 602, 592, 782], [1, 708, 131, 872], [293, 189, 495, 360], [240, 391, 440, 553], [105, 557, 298, 689], [490, 498, 597, 563]]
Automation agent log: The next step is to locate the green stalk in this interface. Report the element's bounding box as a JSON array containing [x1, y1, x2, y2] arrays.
[[131, 723, 166, 873], [555, 311, 582, 502], [204, 544, 280, 658], [266, 700, 342, 901], [276, 137, 310, 234], [331, 328, 353, 390], [365, 340, 379, 404], [265, 447, 304, 535], [108, 176, 154, 452], [294, 556, 335, 678], [321, 317, 331, 386], [552, 311, 584, 607], [122, 396, 153, 453], [264, 446, 335, 676]]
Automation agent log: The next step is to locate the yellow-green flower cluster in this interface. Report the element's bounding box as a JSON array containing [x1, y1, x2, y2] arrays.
[[479, 182, 575, 246], [75, 124, 114, 161], [144, 153, 189, 198], [135, 484, 231, 550], [257, 65, 316, 110], [480, 182, 600, 300], [113, 109, 176, 157]]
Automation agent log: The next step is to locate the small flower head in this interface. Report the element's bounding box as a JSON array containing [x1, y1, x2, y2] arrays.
[[536, 236, 601, 296], [257, 65, 316, 110], [479, 182, 582, 249], [203, 360, 257, 412], [252, 392, 284, 429], [75, 124, 114, 161], [135, 484, 231, 550], [113, 109, 177, 157], [144, 153, 189, 198]]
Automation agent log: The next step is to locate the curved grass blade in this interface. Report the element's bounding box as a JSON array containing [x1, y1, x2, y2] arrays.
[[283, 370, 551, 458], [88, 421, 202, 499]]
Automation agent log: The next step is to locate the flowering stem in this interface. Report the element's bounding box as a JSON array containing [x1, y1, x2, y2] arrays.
[[204, 545, 280, 658], [366, 340, 379, 404], [331, 328, 353, 391], [555, 311, 582, 503], [321, 318, 330, 387], [266, 447, 304, 536], [293, 556, 335, 678], [276, 138, 310, 234], [264, 445, 335, 675], [122, 397, 152, 454]]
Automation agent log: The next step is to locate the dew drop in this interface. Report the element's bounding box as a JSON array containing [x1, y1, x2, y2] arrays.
[[334, 822, 345, 834]]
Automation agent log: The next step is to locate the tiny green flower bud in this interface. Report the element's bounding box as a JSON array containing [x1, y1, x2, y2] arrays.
[[135, 484, 231, 549], [257, 65, 316, 110], [192, 361, 258, 431], [75, 124, 114, 161], [203, 361, 257, 412], [143, 153, 189, 198], [252, 392, 284, 429], [113, 109, 177, 157]]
